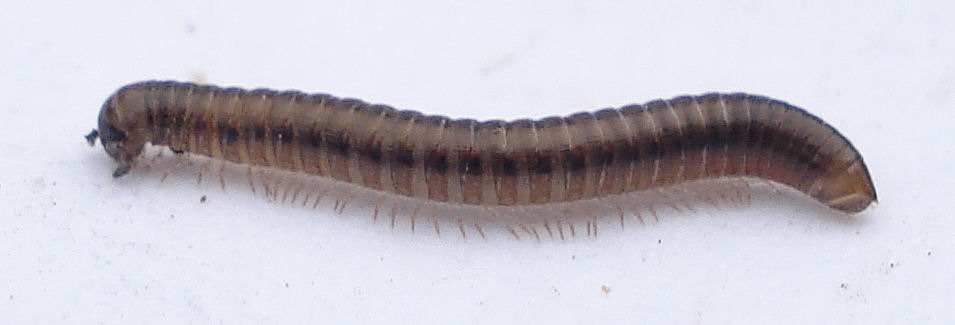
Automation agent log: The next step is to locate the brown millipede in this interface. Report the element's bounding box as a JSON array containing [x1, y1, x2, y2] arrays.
[[87, 80, 876, 220]]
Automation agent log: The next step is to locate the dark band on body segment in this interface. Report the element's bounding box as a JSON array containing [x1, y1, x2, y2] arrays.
[[89, 81, 877, 213]]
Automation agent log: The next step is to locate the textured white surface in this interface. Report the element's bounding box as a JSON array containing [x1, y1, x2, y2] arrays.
[[1, 1, 954, 323]]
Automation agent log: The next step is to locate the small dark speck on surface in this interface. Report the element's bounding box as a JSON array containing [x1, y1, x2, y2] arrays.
[[928, 251, 932, 256], [840, 283, 848, 289], [200, 195, 206, 203], [285, 283, 289, 288], [601, 285, 612, 294], [658, 239, 662, 244]]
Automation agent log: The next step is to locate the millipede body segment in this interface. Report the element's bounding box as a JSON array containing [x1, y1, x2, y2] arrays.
[[89, 81, 876, 213]]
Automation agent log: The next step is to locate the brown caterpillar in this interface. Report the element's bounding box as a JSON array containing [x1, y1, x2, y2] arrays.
[[86, 80, 876, 215]]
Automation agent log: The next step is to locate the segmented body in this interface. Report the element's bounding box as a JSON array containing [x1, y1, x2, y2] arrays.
[[91, 81, 876, 213]]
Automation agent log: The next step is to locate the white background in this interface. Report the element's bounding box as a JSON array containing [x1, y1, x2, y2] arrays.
[[2, 1, 954, 323]]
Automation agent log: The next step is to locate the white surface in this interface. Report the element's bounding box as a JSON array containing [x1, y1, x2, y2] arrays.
[[2, 1, 954, 323]]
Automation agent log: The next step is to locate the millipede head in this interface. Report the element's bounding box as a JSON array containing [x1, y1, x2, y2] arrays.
[[86, 128, 132, 176], [93, 89, 149, 178]]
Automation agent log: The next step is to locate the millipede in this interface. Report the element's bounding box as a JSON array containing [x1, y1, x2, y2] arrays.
[[86, 81, 876, 237]]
